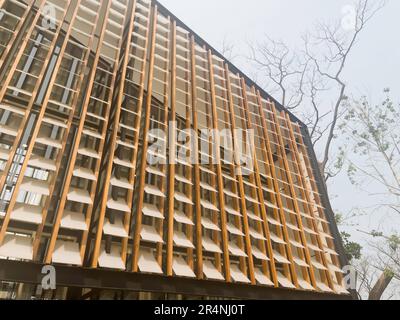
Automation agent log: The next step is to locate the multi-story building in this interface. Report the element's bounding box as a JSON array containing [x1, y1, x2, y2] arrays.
[[0, 0, 351, 299]]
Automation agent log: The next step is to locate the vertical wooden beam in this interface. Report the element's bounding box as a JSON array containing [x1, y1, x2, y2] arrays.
[[217, 71, 247, 277], [0, 0, 82, 245], [166, 20, 177, 276], [89, 3, 137, 262], [45, 0, 115, 263], [0, 0, 36, 67], [90, 0, 137, 267], [232, 80, 279, 286], [128, 0, 154, 184], [268, 104, 318, 288], [291, 120, 341, 290], [33, 0, 105, 259], [120, 0, 142, 265], [124, 0, 154, 265], [254, 91, 299, 287], [131, 5, 159, 272], [183, 38, 195, 270], [0, 0, 47, 100], [155, 14, 171, 267], [189, 35, 203, 279], [284, 113, 336, 290], [222, 67, 256, 284], [249, 117, 284, 286], [0, 0, 67, 219], [207, 50, 230, 282]]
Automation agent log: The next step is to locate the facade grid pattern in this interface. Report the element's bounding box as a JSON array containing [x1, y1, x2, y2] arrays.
[[0, 0, 349, 297]]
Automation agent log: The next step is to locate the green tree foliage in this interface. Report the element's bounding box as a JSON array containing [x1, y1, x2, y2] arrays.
[[340, 88, 400, 201], [341, 231, 362, 261], [338, 89, 400, 299]]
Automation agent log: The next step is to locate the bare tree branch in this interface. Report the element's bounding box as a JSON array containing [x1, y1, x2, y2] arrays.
[[221, 36, 239, 63], [247, 0, 386, 183]]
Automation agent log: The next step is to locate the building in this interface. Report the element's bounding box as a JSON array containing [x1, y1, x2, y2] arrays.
[[0, 0, 351, 300]]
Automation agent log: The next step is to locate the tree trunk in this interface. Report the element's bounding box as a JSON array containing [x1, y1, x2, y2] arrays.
[[368, 270, 394, 300]]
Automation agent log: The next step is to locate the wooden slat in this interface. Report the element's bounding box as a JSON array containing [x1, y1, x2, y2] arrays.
[[268, 103, 318, 289], [166, 20, 177, 276], [0, 0, 68, 231], [253, 89, 299, 288], [33, 0, 105, 258], [182, 37, 195, 272], [90, 0, 138, 267], [44, 0, 118, 264], [0, 0, 35, 67], [194, 45, 223, 274], [229, 75, 278, 287], [284, 113, 338, 289], [167, 21, 195, 275], [155, 14, 171, 267], [132, 5, 159, 272], [214, 63, 248, 278], [0, 0, 347, 296], [0, 0, 82, 246], [0, 0, 55, 196], [238, 86, 284, 287], [207, 50, 231, 282], [189, 35, 204, 279], [221, 67, 256, 285], [287, 117, 341, 290]]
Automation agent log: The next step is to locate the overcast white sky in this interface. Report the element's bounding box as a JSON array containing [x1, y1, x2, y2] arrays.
[[158, 0, 400, 247], [158, 0, 400, 99]]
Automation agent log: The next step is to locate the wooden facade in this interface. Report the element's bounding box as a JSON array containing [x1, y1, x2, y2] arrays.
[[0, 0, 350, 298]]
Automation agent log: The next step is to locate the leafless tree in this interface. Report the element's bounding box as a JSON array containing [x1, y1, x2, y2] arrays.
[[304, 0, 387, 178], [248, 0, 386, 181], [248, 37, 308, 110], [220, 36, 238, 63]]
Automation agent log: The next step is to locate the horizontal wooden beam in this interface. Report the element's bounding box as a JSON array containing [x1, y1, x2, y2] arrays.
[[0, 260, 352, 300]]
